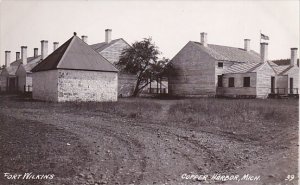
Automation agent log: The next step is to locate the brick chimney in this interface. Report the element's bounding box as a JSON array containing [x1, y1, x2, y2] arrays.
[[290, 48, 298, 66], [260, 42, 268, 62], [21, 46, 27, 64], [53, 42, 59, 51], [200, 32, 207, 47], [41, 40, 48, 60], [244, 39, 250, 51], [5, 51, 11, 67], [81, 36, 88, 43], [16, 52, 20, 61], [105, 29, 112, 43], [34, 48, 38, 57]]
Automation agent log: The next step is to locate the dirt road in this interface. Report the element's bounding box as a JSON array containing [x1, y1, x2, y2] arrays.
[[0, 95, 298, 185]]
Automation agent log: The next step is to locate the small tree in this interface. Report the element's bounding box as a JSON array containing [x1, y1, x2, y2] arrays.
[[116, 38, 169, 97]]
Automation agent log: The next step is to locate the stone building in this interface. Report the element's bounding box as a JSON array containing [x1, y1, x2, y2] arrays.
[[90, 29, 136, 97], [168, 32, 299, 98], [31, 33, 118, 102]]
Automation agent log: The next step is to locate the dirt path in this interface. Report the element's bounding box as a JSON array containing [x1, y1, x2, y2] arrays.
[[0, 96, 298, 185]]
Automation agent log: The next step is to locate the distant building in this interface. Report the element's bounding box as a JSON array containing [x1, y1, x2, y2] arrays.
[[0, 68, 5, 92], [1, 40, 57, 93], [168, 32, 299, 98], [0, 50, 22, 92], [141, 78, 168, 95], [269, 48, 299, 96], [15, 47, 42, 93], [31, 33, 118, 102], [90, 29, 136, 97]]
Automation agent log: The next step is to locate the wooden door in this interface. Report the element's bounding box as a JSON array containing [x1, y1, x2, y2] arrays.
[[271, 76, 275, 93], [290, 78, 293, 94], [9, 78, 16, 92]]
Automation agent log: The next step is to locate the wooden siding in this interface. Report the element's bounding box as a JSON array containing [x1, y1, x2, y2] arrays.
[[221, 72, 257, 96], [0, 71, 7, 91], [100, 40, 130, 64], [285, 66, 299, 91], [275, 66, 298, 95], [168, 42, 216, 96], [98, 40, 136, 97], [15, 65, 27, 92], [118, 73, 136, 97], [256, 62, 276, 98], [215, 60, 235, 87], [276, 75, 288, 95]]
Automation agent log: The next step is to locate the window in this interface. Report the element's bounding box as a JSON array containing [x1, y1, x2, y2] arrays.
[[243, 77, 250, 87], [217, 75, 223, 87], [228, 77, 234, 87], [218, 62, 223, 68]]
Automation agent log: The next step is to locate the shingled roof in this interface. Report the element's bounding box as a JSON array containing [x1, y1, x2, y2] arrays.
[[193, 42, 261, 63], [224, 62, 264, 74], [32, 35, 118, 72], [271, 59, 299, 66], [90, 38, 125, 53], [23, 56, 41, 73], [10, 56, 41, 66]]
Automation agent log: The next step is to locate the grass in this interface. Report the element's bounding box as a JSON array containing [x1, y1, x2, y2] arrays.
[[60, 97, 298, 146], [2, 95, 298, 145]]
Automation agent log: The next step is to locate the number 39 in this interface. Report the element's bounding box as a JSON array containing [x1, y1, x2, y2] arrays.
[[285, 175, 295, 181]]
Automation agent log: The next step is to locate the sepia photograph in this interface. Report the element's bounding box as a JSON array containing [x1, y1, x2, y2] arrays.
[[0, 0, 299, 184]]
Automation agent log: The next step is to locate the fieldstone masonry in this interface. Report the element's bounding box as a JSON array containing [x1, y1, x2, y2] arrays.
[[33, 69, 118, 102], [57, 70, 117, 102]]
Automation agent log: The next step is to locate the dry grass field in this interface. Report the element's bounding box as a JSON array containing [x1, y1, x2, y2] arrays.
[[0, 95, 298, 185]]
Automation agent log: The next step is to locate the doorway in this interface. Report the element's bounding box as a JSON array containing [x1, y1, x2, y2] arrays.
[[290, 78, 294, 94], [271, 76, 275, 93]]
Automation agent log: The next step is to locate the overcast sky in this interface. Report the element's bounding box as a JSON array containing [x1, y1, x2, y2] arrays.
[[0, 0, 299, 66]]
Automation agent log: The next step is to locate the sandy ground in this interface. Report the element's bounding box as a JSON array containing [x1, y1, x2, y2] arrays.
[[0, 95, 298, 185]]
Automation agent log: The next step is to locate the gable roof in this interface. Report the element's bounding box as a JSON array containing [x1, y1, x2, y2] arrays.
[[272, 59, 299, 66], [32, 35, 118, 72], [193, 42, 261, 63], [10, 56, 40, 66], [10, 60, 22, 66], [90, 38, 130, 53], [279, 65, 295, 75], [224, 62, 264, 74], [268, 61, 290, 75], [5, 65, 20, 76], [23, 56, 41, 73]]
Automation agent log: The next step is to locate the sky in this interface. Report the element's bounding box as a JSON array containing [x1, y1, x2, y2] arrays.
[[0, 0, 299, 66]]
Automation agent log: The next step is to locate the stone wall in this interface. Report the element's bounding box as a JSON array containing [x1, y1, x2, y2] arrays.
[[32, 70, 58, 101], [98, 39, 136, 97], [57, 69, 118, 102], [168, 42, 216, 96]]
